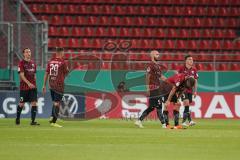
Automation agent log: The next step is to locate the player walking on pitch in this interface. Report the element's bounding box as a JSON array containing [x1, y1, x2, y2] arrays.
[[135, 50, 167, 128], [16, 48, 39, 125], [178, 55, 198, 126], [42, 47, 69, 128]]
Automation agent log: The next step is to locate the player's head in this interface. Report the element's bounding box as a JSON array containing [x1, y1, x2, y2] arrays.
[[22, 48, 31, 61], [56, 47, 64, 58], [185, 55, 193, 67], [184, 77, 195, 89], [150, 50, 160, 61]]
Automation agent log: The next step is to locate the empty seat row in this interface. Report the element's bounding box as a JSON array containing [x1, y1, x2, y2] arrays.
[[48, 38, 240, 51], [29, 4, 240, 17], [24, 0, 240, 6], [49, 26, 236, 39], [39, 15, 239, 28]]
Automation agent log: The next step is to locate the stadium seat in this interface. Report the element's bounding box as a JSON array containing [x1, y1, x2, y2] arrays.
[[213, 29, 223, 38], [152, 40, 164, 49], [230, 63, 240, 70], [164, 40, 175, 50], [142, 28, 152, 37], [48, 27, 58, 36], [195, 63, 204, 71], [48, 38, 56, 48], [75, 16, 85, 25], [189, 29, 200, 38], [199, 40, 210, 50], [155, 28, 165, 38], [59, 27, 70, 36], [56, 38, 67, 48], [119, 28, 130, 37], [42, 4, 52, 14], [51, 16, 61, 25], [68, 38, 78, 48], [178, 29, 188, 38], [205, 63, 214, 71], [99, 16, 109, 25], [211, 40, 221, 50], [131, 28, 141, 37], [201, 29, 212, 38], [222, 40, 234, 50], [65, 5, 77, 14], [224, 30, 236, 38], [187, 40, 198, 50], [218, 64, 228, 71], [167, 29, 177, 38], [101, 5, 112, 15], [233, 41, 240, 50], [95, 27, 105, 37], [107, 27, 117, 37], [176, 40, 186, 50], [214, 18, 225, 27]]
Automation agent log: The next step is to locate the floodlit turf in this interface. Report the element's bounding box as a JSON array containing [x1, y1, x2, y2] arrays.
[[0, 119, 239, 160]]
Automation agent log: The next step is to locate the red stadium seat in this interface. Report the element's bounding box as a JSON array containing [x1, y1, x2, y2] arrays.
[[189, 29, 200, 38], [205, 63, 214, 71], [213, 29, 223, 38], [222, 40, 234, 50], [224, 30, 236, 38], [29, 4, 41, 13], [59, 27, 70, 36], [63, 16, 75, 25], [54, 4, 64, 14], [48, 27, 58, 36], [152, 40, 164, 49], [56, 38, 67, 48], [218, 64, 228, 71], [95, 27, 105, 37], [101, 5, 112, 15], [211, 40, 221, 50], [131, 28, 141, 37], [201, 29, 212, 38], [68, 38, 78, 48], [51, 16, 61, 25], [65, 5, 77, 14], [164, 40, 175, 50], [178, 29, 188, 38], [188, 40, 198, 50], [107, 27, 117, 37], [119, 28, 130, 37], [204, 18, 214, 27], [226, 18, 237, 27], [87, 16, 98, 25], [195, 63, 204, 71], [99, 16, 109, 25], [176, 40, 186, 50], [75, 16, 85, 25], [199, 40, 210, 50], [155, 28, 165, 38], [92, 39, 102, 49], [167, 29, 177, 38], [78, 5, 88, 14], [48, 38, 56, 48], [142, 28, 152, 37], [230, 63, 240, 71], [233, 41, 240, 50], [102, 62, 110, 70], [72, 27, 82, 37], [214, 18, 225, 27], [42, 4, 52, 14]]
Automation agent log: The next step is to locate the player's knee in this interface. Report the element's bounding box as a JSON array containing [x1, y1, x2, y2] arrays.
[[54, 101, 60, 107], [19, 102, 24, 107], [183, 100, 189, 106], [31, 101, 37, 106]]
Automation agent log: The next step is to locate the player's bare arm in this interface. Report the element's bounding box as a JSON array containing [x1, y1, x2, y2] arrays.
[[146, 73, 150, 96], [42, 72, 49, 95], [193, 79, 198, 98], [160, 75, 167, 81], [165, 86, 177, 106], [19, 72, 35, 89]]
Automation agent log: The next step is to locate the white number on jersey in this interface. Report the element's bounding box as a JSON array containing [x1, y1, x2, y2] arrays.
[[50, 64, 59, 76]]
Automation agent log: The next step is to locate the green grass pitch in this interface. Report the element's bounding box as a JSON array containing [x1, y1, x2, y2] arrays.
[[0, 119, 239, 160]]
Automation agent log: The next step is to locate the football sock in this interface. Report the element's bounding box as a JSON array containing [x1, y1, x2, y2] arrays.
[[52, 105, 60, 123], [173, 110, 179, 126], [163, 110, 169, 125], [31, 106, 37, 123], [156, 105, 165, 124], [139, 107, 154, 121], [16, 105, 23, 120], [182, 106, 189, 123]]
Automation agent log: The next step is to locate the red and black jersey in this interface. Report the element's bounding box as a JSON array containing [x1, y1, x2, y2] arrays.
[[178, 65, 198, 93], [46, 57, 69, 93], [18, 60, 37, 91], [146, 62, 163, 90], [166, 73, 187, 96]]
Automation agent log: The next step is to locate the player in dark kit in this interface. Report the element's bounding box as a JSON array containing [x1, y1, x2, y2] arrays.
[[16, 48, 39, 125], [135, 50, 167, 128], [42, 47, 69, 128], [178, 55, 198, 127], [163, 73, 195, 129]]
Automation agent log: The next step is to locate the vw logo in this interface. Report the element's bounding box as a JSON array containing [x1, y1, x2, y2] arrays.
[[60, 94, 79, 116]]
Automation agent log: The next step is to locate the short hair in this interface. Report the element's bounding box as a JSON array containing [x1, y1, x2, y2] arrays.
[[184, 54, 192, 60], [56, 47, 64, 53], [22, 48, 30, 53]]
